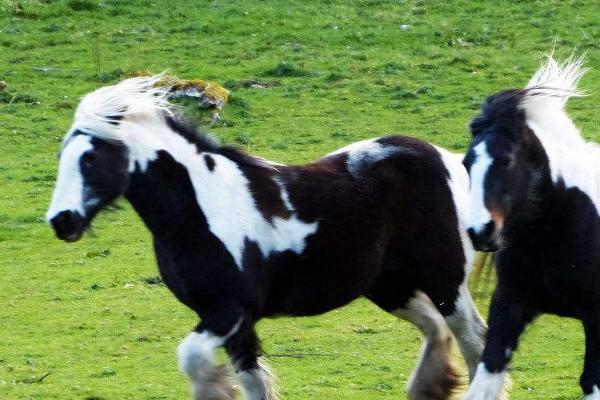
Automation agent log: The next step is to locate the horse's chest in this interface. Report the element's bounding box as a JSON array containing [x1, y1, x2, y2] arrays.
[[153, 243, 196, 306], [152, 237, 248, 315], [498, 249, 595, 317]]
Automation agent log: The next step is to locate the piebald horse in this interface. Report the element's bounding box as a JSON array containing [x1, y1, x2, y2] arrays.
[[464, 55, 600, 400], [47, 76, 486, 400]]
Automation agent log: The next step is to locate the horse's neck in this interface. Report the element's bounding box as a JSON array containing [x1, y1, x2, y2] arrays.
[[125, 139, 318, 270], [125, 149, 211, 241], [526, 113, 600, 217]]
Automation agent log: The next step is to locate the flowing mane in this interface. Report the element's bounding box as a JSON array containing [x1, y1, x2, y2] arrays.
[[70, 75, 173, 140], [522, 55, 588, 147], [526, 54, 587, 99], [67, 75, 279, 171], [520, 55, 600, 202]]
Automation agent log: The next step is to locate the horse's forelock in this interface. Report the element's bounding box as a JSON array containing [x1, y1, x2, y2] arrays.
[[70, 74, 174, 141]]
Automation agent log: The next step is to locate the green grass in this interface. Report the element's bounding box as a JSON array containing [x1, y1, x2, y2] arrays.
[[1, 0, 599, 399]]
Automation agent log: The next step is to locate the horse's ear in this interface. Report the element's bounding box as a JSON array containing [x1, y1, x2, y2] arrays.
[[469, 116, 485, 137]]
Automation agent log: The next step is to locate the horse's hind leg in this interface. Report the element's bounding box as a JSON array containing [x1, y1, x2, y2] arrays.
[[224, 320, 278, 400], [581, 318, 600, 400], [394, 290, 461, 400], [445, 284, 487, 381], [178, 307, 243, 400]]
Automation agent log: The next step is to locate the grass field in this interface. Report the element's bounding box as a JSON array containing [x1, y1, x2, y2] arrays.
[[1, 0, 600, 399]]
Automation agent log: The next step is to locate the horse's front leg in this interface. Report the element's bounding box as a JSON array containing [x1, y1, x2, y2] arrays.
[[581, 319, 600, 400], [178, 304, 244, 400], [463, 288, 536, 400], [224, 319, 278, 400]]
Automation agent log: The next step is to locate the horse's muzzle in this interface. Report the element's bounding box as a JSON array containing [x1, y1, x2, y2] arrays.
[[467, 222, 500, 252], [49, 210, 86, 242]]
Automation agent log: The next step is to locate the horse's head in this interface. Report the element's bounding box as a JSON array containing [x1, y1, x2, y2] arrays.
[[47, 133, 130, 242], [463, 55, 586, 252], [47, 76, 171, 242], [463, 90, 549, 251]]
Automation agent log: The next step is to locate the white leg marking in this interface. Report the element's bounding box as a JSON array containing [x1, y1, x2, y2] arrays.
[[467, 141, 493, 234], [238, 357, 278, 400], [47, 135, 94, 221], [178, 321, 242, 400], [394, 291, 459, 399], [585, 385, 600, 400], [463, 363, 508, 400], [178, 331, 224, 379], [446, 285, 487, 380]]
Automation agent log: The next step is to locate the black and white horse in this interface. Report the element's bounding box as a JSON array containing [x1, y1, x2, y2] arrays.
[[463, 55, 600, 400], [46, 76, 486, 400]]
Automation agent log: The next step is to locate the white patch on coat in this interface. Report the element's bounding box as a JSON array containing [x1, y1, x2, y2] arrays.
[[463, 363, 508, 400], [46, 135, 94, 221], [274, 176, 294, 211], [188, 153, 318, 269], [522, 55, 600, 214], [466, 142, 493, 233], [585, 385, 600, 400], [434, 146, 476, 271], [434, 147, 471, 226], [329, 138, 400, 176]]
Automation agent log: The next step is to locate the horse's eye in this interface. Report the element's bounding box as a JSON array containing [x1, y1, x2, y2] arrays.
[[498, 157, 512, 167], [81, 151, 97, 165]]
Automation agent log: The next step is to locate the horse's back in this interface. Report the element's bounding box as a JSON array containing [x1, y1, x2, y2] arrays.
[[270, 135, 470, 316]]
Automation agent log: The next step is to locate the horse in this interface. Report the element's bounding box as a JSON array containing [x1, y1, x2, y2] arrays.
[[462, 55, 600, 400], [46, 76, 486, 400]]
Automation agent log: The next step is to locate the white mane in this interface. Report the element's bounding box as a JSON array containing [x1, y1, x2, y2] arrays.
[[522, 54, 600, 212], [526, 54, 587, 98], [68, 74, 173, 142]]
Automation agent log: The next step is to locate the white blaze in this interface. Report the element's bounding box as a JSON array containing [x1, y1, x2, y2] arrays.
[[46, 135, 93, 221], [467, 141, 493, 233]]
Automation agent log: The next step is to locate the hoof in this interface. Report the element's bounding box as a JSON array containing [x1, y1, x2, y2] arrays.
[[408, 360, 462, 400]]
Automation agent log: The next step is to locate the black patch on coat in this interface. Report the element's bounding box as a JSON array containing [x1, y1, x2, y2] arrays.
[[204, 154, 215, 172]]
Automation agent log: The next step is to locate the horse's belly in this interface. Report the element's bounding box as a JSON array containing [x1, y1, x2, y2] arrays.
[[262, 252, 385, 317]]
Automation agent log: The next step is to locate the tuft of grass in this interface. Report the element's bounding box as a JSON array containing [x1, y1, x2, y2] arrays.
[[233, 131, 252, 145], [0, 92, 39, 104], [140, 276, 164, 286], [67, 0, 98, 12], [93, 68, 124, 83], [263, 61, 316, 78]]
